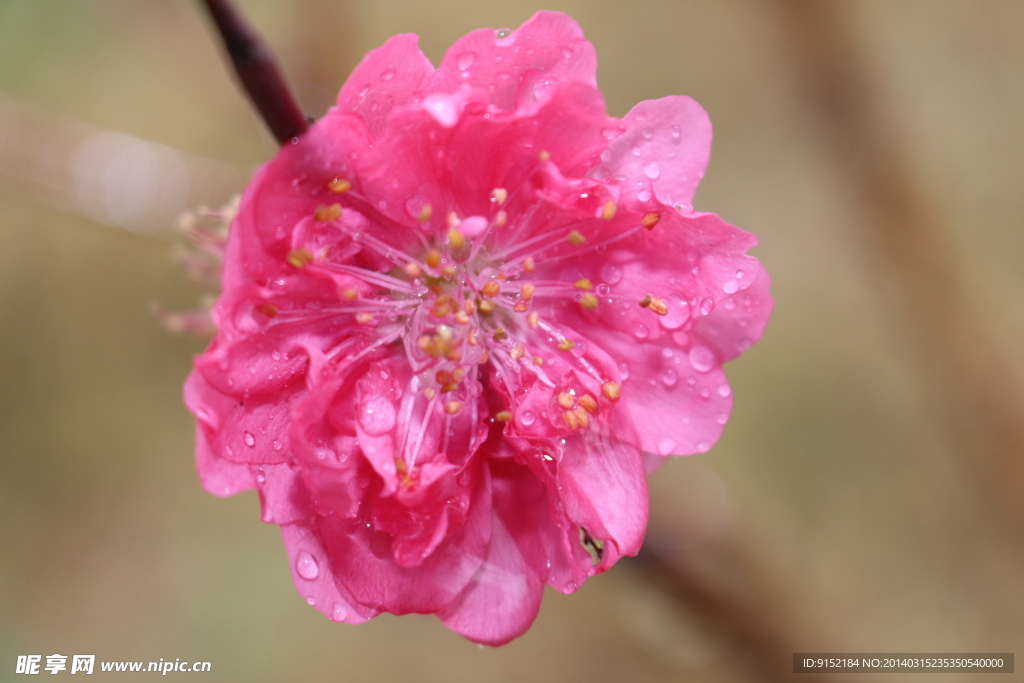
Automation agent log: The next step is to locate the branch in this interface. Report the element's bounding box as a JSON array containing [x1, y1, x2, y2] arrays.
[[199, 0, 309, 144]]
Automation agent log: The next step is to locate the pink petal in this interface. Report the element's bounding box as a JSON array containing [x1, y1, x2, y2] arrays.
[[281, 519, 378, 624], [336, 34, 435, 136], [438, 511, 544, 646], [430, 11, 597, 113], [597, 96, 712, 209], [557, 432, 648, 567]]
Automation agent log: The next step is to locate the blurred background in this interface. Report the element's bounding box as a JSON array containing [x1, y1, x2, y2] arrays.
[[1, 1, 1023, 681]]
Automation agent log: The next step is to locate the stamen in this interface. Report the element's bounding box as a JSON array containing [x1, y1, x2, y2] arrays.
[[258, 302, 278, 317], [580, 293, 599, 311], [574, 278, 593, 290], [342, 287, 359, 300], [602, 381, 621, 400], [641, 212, 660, 229], [600, 200, 617, 221], [527, 312, 540, 329], [510, 345, 525, 360], [315, 203, 343, 222], [573, 406, 590, 428], [538, 150, 551, 161], [404, 263, 423, 278], [328, 178, 351, 193], [447, 228, 466, 250], [495, 411, 513, 422], [417, 204, 433, 222], [491, 188, 508, 205], [425, 249, 442, 268], [567, 230, 586, 246], [478, 300, 495, 315], [533, 355, 544, 366], [287, 249, 314, 268], [445, 400, 463, 415], [557, 392, 575, 409], [557, 338, 575, 351], [563, 410, 579, 430], [442, 264, 458, 278], [446, 211, 460, 227], [521, 282, 535, 300], [355, 313, 373, 324], [513, 302, 528, 312], [494, 210, 508, 227], [524, 256, 535, 272], [578, 394, 598, 413], [481, 280, 501, 298]]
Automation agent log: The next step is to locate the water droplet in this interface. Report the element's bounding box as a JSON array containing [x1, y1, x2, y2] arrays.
[[696, 441, 711, 453], [561, 46, 573, 59], [723, 280, 739, 294], [723, 297, 737, 310], [689, 345, 715, 372], [600, 263, 623, 285], [675, 201, 694, 214], [296, 551, 320, 580], [718, 385, 731, 397], [272, 440, 283, 452], [634, 324, 649, 340], [716, 413, 729, 425], [255, 470, 266, 484], [495, 28, 512, 39], [735, 270, 744, 279], [737, 338, 752, 352], [637, 189, 652, 202], [331, 603, 348, 622], [272, 351, 281, 361], [596, 283, 610, 295], [670, 125, 681, 141], [306, 596, 316, 606], [619, 362, 631, 380], [243, 431, 256, 447], [661, 368, 678, 387], [457, 52, 475, 71], [520, 411, 536, 426], [631, 146, 642, 157], [563, 580, 578, 593], [359, 396, 396, 435], [657, 438, 677, 455], [699, 298, 715, 316], [380, 69, 395, 81], [601, 127, 620, 140]]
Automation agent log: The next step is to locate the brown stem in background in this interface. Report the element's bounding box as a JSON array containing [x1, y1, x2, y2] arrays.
[[199, 0, 309, 144], [771, 0, 1024, 542]]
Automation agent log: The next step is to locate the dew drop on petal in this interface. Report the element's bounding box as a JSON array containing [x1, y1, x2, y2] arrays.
[[331, 603, 348, 622], [699, 298, 715, 316], [670, 125, 681, 141], [657, 437, 677, 455], [634, 323, 649, 340], [718, 384, 731, 397], [661, 368, 678, 387], [735, 270, 744, 279], [723, 280, 739, 294], [696, 441, 711, 453], [619, 362, 631, 380], [272, 440, 283, 452], [561, 46, 573, 59], [637, 189, 652, 202], [296, 551, 320, 580], [380, 69, 396, 81], [689, 345, 715, 372], [716, 413, 729, 425], [243, 431, 256, 447], [519, 411, 536, 426], [306, 597, 316, 606], [457, 52, 475, 71], [360, 396, 396, 435], [602, 128, 620, 140], [495, 28, 512, 40], [642, 128, 654, 140], [643, 162, 660, 179], [600, 263, 623, 285]]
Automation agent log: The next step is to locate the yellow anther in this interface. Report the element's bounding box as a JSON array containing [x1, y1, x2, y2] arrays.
[[578, 394, 598, 414], [558, 338, 575, 351], [492, 328, 507, 342], [425, 249, 442, 268], [521, 282, 535, 301], [602, 381, 621, 400], [533, 355, 544, 366], [315, 203, 343, 222], [447, 228, 466, 250], [342, 287, 359, 300], [567, 230, 586, 246], [437, 326, 454, 341], [580, 293, 599, 311], [574, 406, 591, 429], [510, 346, 525, 360], [447, 211, 460, 227], [286, 248, 314, 269], [524, 256, 535, 272], [639, 295, 652, 308], [445, 400, 464, 415], [442, 264, 458, 278], [258, 302, 278, 318], [481, 280, 501, 298], [454, 311, 470, 324], [444, 347, 463, 362], [452, 368, 466, 382], [441, 382, 459, 393], [562, 410, 579, 430], [404, 262, 423, 278], [417, 336, 432, 352], [557, 392, 575, 410], [477, 299, 495, 314], [423, 387, 437, 400], [513, 302, 528, 312], [417, 204, 433, 222], [355, 313, 373, 324], [647, 296, 668, 315], [494, 210, 508, 228], [468, 330, 478, 346], [495, 411, 513, 422], [327, 178, 351, 193], [574, 278, 593, 291], [527, 312, 540, 329], [600, 200, 617, 221], [478, 350, 490, 365], [436, 369, 452, 384], [491, 188, 508, 205], [641, 212, 660, 230], [463, 299, 477, 315], [538, 150, 551, 161]]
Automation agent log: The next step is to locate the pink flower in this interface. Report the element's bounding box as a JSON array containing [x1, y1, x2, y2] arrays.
[[185, 11, 771, 645]]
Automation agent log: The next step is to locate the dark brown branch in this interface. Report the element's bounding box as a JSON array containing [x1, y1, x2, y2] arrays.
[[199, 0, 309, 144]]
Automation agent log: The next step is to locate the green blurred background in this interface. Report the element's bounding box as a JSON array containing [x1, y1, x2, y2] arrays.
[[2, 1, 1023, 681]]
